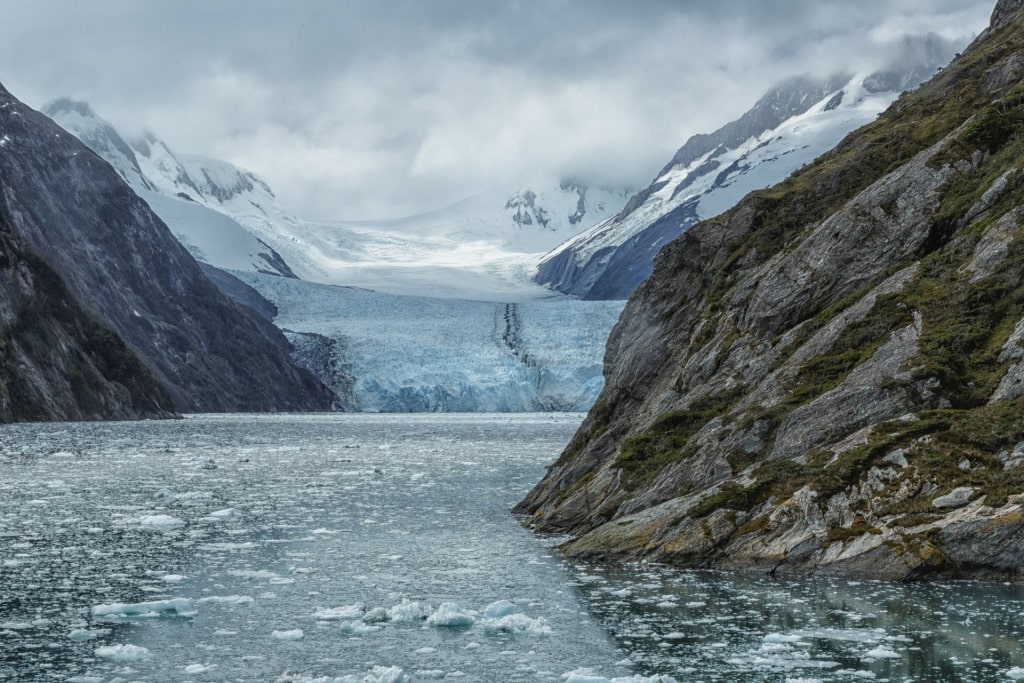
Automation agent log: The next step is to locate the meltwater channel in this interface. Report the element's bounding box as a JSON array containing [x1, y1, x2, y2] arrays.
[[2, 414, 1024, 683]]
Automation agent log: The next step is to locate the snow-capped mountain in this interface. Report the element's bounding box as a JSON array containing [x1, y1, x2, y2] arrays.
[[45, 99, 629, 301], [536, 34, 964, 300], [42, 99, 297, 279]]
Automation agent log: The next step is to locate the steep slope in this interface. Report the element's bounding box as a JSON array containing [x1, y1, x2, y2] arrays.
[[517, 0, 1024, 580], [0, 83, 333, 413], [0, 202, 176, 422], [537, 35, 962, 300]]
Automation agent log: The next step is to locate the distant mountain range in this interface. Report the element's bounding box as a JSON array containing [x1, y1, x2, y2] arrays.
[[44, 99, 629, 301]]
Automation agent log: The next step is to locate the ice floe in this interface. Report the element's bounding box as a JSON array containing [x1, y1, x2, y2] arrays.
[[425, 602, 475, 627], [313, 604, 365, 621], [133, 513, 184, 531], [94, 643, 152, 661], [271, 628, 305, 640], [91, 597, 196, 620], [197, 595, 254, 605]]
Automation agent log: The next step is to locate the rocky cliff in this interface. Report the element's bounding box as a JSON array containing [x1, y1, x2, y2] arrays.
[[0, 202, 177, 422], [0, 83, 334, 416], [517, 0, 1024, 580]]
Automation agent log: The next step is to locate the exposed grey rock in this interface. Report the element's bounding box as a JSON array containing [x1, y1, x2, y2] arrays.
[[771, 321, 922, 461], [1000, 443, 1024, 470], [963, 208, 1020, 282], [933, 488, 977, 509], [991, 314, 1024, 403], [883, 449, 909, 468], [992, 0, 1024, 29]]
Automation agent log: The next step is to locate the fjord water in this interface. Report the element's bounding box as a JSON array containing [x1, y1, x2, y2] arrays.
[[1, 414, 1023, 682]]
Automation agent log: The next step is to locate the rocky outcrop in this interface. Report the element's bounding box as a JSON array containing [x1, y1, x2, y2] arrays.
[[517, 2, 1024, 581], [0, 82, 334, 416]]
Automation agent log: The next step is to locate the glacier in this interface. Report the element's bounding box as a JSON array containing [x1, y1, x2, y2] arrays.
[[240, 273, 625, 412]]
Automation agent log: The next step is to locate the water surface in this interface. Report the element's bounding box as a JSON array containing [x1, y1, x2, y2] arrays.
[[3, 414, 1024, 683]]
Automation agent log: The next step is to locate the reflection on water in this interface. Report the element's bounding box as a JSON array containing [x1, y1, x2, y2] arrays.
[[569, 562, 1024, 682]]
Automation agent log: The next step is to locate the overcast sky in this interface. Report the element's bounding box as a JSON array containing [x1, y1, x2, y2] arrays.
[[1, 1, 994, 220]]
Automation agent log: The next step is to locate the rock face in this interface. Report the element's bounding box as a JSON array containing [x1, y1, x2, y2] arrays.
[[517, 2, 1024, 581], [0, 83, 334, 417], [0, 207, 176, 422]]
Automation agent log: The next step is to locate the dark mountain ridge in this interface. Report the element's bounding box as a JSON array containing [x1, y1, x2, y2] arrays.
[[0, 83, 333, 418]]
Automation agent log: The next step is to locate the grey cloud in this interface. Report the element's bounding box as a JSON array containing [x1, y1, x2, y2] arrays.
[[0, 0, 995, 219]]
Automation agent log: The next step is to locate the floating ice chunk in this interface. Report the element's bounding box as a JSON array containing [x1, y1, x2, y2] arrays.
[[367, 666, 409, 683], [483, 600, 516, 618], [314, 604, 365, 621], [276, 666, 410, 683], [414, 646, 436, 654], [91, 598, 196, 620], [426, 602, 475, 627], [862, 645, 900, 660], [271, 628, 304, 640], [764, 633, 806, 644], [482, 613, 552, 635], [562, 672, 609, 683], [1007, 668, 1024, 680], [161, 574, 186, 583], [68, 628, 109, 641], [389, 599, 431, 622], [184, 663, 214, 674], [562, 669, 680, 683], [94, 643, 152, 661], [684, 601, 706, 608], [337, 620, 382, 634], [201, 541, 256, 551], [230, 569, 278, 580], [66, 677, 103, 683], [203, 507, 242, 521], [196, 456, 218, 469], [135, 514, 184, 531], [363, 607, 390, 623], [175, 490, 214, 500], [0, 622, 32, 630], [197, 595, 254, 606]]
